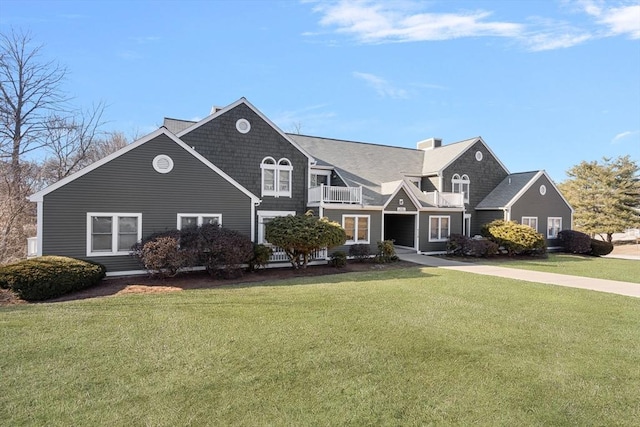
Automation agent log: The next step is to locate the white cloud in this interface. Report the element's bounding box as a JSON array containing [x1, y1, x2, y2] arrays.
[[580, 1, 640, 39], [313, 0, 522, 43], [612, 130, 639, 143], [270, 104, 337, 134], [353, 72, 408, 98]]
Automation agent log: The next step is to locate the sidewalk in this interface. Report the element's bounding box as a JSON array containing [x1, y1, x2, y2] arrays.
[[397, 253, 640, 298]]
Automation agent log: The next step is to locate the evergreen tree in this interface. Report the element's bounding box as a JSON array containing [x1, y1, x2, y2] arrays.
[[559, 156, 640, 242]]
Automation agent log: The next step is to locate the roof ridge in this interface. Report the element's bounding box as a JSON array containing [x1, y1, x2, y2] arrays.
[[289, 133, 423, 152]]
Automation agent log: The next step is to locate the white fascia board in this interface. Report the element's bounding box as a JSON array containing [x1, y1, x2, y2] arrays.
[[321, 205, 383, 211], [29, 127, 169, 202], [438, 137, 510, 176], [382, 181, 421, 211], [542, 170, 574, 213], [176, 97, 316, 164], [418, 207, 464, 213], [503, 171, 544, 209]]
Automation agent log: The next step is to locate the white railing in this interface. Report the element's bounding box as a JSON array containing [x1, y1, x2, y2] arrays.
[[308, 184, 362, 204], [268, 245, 328, 263], [27, 237, 38, 258], [424, 191, 464, 207]]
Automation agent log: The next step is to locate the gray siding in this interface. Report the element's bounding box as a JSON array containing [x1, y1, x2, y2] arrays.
[[510, 174, 572, 245], [323, 209, 383, 255], [419, 211, 463, 252], [441, 141, 509, 235], [180, 103, 309, 221], [475, 210, 505, 233], [386, 188, 418, 211], [41, 134, 252, 272], [421, 176, 438, 192]]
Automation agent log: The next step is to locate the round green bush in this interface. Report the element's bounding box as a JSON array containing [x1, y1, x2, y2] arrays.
[[481, 220, 546, 256], [0, 256, 106, 301], [329, 251, 347, 268]]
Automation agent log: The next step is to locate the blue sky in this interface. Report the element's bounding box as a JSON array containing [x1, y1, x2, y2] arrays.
[[2, 0, 639, 181]]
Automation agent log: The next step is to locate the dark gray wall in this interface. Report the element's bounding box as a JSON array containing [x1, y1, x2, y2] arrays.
[[418, 211, 463, 252], [441, 141, 509, 235], [41, 133, 252, 272], [180, 103, 309, 219], [475, 210, 505, 234], [510, 174, 572, 244], [386, 187, 418, 211]]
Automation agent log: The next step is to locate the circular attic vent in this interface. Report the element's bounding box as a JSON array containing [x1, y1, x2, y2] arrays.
[[475, 151, 483, 161], [539, 184, 547, 195], [153, 154, 174, 174], [236, 118, 251, 134]]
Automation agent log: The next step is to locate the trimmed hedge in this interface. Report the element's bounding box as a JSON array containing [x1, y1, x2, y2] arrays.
[[481, 220, 546, 256], [349, 244, 371, 262], [590, 239, 614, 256], [558, 230, 592, 254], [447, 234, 498, 258], [0, 256, 106, 301], [329, 251, 347, 268]]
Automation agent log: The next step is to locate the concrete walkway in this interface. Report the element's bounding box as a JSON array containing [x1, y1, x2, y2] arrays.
[[397, 253, 640, 298]]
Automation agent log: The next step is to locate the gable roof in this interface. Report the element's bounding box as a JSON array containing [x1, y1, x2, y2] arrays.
[[29, 128, 260, 203], [476, 171, 542, 210], [176, 98, 315, 164], [421, 136, 510, 175]]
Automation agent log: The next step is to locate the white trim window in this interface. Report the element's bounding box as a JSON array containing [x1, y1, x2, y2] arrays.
[[177, 214, 222, 229], [547, 217, 562, 239], [343, 215, 370, 244], [429, 215, 450, 242], [261, 157, 292, 197], [258, 210, 295, 244], [522, 216, 538, 232], [310, 171, 330, 188], [87, 213, 142, 256], [451, 174, 470, 203]]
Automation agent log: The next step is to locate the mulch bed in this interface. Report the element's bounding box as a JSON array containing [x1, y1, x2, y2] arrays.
[[1, 261, 417, 305]]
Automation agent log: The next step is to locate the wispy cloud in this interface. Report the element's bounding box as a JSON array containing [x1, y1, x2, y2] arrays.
[[271, 104, 337, 134], [307, 0, 640, 51], [353, 72, 408, 98], [131, 36, 161, 44], [612, 130, 639, 143]]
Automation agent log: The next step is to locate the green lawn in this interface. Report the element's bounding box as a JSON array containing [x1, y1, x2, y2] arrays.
[[2, 267, 639, 426], [481, 253, 640, 283]]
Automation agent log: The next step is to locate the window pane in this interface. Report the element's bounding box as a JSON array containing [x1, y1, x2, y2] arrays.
[[453, 182, 460, 193], [357, 217, 368, 242], [92, 216, 112, 234], [92, 235, 112, 252], [118, 233, 138, 251], [344, 217, 355, 241], [264, 169, 275, 191], [279, 170, 290, 191], [430, 217, 439, 239], [181, 216, 198, 229], [202, 216, 219, 225], [441, 217, 450, 239], [118, 216, 138, 232]]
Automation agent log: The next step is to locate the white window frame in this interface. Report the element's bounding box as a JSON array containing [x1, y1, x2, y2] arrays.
[[429, 215, 450, 242], [258, 210, 295, 244], [451, 174, 470, 203], [342, 214, 370, 245], [261, 157, 292, 198], [177, 214, 222, 229], [86, 213, 142, 257], [408, 177, 422, 190], [522, 216, 538, 232], [310, 170, 331, 188], [547, 217, 562, 239]]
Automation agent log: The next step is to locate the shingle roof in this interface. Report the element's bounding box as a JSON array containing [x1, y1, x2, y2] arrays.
[[476, 171, 541, 209], [421, 137, 479, 175], [163, 118, 196, 134]]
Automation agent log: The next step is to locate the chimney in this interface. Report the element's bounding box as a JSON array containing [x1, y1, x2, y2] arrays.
[[210, 106, 223, 115], [417, 137, 442, 150]]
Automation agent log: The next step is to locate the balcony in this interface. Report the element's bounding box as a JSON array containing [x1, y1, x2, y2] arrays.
[[424, 191, 464, 207], [308, 184, 362, 205]]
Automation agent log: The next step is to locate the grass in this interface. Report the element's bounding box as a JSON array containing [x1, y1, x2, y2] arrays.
[[481, 253, 640, 283], [2, 267, 639, 426]]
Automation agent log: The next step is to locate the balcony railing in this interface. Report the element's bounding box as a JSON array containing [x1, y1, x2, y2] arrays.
[[268, 245, 328, 263], [27, 237, 38, 258], [424, 191, 464, 207], [308, 184, 362, 205]]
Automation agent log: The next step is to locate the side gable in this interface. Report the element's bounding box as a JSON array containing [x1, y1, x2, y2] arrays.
[[505, 171, 573, 212], [29, 128, 259, 203], [437, 137, 509, 176]]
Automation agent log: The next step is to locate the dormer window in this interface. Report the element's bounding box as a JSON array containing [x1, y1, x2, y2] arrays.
[[452, 174, 470, 203], [261, 157, 292, 197]]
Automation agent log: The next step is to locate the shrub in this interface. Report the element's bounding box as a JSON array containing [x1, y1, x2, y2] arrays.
[[249, 244, 273, 271], [197, 224, 254, 278], [481, 220, 546, 256], [329, 251, 347, 268], [590, 239, 614, 256], [0, 256, 106, 301], [349, 244, 371, 262], [375, 240, 398, 263], [139, 236, 185, 278], [447, 234, 497, 258], [558, 230, 592, 254]]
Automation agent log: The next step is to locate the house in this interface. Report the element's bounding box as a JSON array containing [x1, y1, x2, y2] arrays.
[[28, 98, 573, 275]]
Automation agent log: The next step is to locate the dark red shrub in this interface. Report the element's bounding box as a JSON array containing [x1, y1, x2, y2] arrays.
[[558, 230, 592, 254]]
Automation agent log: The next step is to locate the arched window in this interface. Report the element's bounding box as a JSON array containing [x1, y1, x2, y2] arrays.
[[261, 157, 292, 197], [451, 174, 470, 203]]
